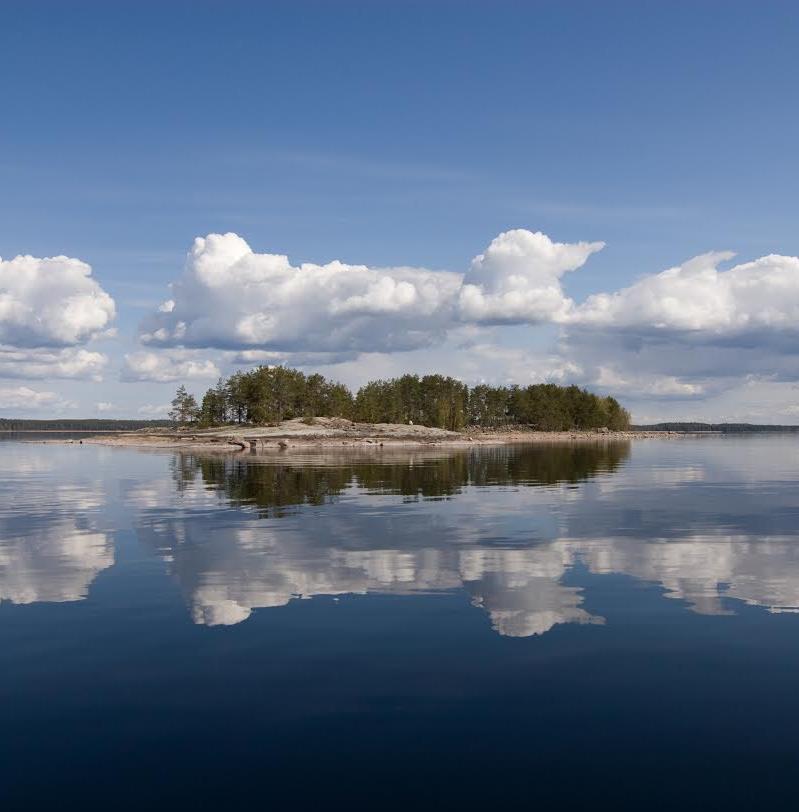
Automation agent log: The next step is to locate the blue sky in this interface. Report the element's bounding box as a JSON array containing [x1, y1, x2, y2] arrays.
[[2, 1, 799, 421]]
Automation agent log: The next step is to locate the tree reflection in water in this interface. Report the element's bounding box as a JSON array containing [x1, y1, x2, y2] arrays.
[[146, 443, 630, 631], [173, 442, 631, 516]]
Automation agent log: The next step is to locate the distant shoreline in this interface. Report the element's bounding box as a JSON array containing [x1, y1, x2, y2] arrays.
[[1, 429, 127, 434]]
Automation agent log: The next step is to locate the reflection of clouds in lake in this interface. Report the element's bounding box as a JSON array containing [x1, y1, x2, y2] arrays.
[[139, 522, 446, 627], [168, 527, 799, 634], [127, 444, 628, 633], [0, 449, 112, 605], [0, 437, 786, 632], [550, 440, 799, 616], [128, 439, 799, 635], [0, 527, 112, 605], [135, 505, 605, 635], [461, 548, 603, 636], [568, 535, 799, 617]]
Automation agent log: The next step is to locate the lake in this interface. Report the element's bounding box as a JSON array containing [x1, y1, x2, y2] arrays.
[[2, 436, 799, 808]]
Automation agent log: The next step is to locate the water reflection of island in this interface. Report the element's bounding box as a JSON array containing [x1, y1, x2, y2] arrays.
[[146, 445, 621, 633], [10, 440, 799, 638], [139, 444, 629, 631], [172, 443, 632, 514], [132, 442, 799, 635]]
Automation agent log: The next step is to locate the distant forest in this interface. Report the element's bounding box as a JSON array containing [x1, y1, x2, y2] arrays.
[[0, 418, 171, 431], [636, 422, 799, 433], [170, 366, 632, 432]]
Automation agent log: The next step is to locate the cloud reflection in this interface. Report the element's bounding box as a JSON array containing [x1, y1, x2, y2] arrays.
[[570, 535, 799, 616], [132, 445, 617, 634], [0, 447, 113, 606], [130, 441, 799, 635], [8, 438, 799, 637]]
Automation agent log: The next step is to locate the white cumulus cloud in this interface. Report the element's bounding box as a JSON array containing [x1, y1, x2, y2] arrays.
[[593, 366, 708, 399], [0, 386, 75, 412], [556, 250, 799, 403], [0, 254, 115, 347], [140, 230, 602, 355], [458, 229, 604, 324], [573, 251, 799, 336], [137, 403, 171, 417], [0, 347, 107, 380], [140, 232, 461, 354], [122, 351, 220, 383]]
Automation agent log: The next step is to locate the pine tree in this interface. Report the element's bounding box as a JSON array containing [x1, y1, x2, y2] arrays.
[[169, 385, 199, 425]]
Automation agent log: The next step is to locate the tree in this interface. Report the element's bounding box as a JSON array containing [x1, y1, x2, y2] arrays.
[[199, 378, 229, 426], [169, 385, 199, 425], [226, 372, 248, 423], [166, 365, 631, 432], [469, 384, 509, 427], [604, 397, 631, 431], [324, 382, 355, 419]]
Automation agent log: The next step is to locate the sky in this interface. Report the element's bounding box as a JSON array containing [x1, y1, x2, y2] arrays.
[[1, 0, 799, 423]]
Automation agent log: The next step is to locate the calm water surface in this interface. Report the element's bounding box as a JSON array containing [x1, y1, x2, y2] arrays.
[[2, 437, 799, 808]]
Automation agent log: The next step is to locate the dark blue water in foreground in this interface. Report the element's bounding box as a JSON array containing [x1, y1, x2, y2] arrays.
[[3, 437, 799, 809]]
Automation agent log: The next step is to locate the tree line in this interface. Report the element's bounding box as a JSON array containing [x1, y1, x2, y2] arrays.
[[170, 366, 631, 431], [0, 418, 170, 431], [638, 422, 799, 433]]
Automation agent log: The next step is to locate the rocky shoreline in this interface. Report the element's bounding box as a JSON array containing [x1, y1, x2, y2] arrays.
[[67, 416, 689, 452]]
